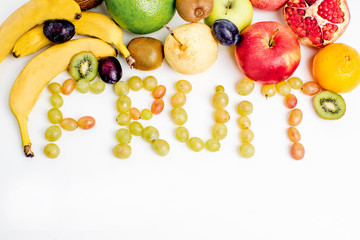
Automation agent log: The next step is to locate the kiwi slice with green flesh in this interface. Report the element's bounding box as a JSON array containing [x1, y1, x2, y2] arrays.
[[69, 52, 98, 82], [313, 91, 346, 120]]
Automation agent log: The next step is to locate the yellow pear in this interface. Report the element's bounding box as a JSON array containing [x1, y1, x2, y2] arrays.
[[164, 23, 218, 75]]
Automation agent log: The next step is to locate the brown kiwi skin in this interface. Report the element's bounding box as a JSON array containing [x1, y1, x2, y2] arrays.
[[127, 37, 164, 71], [74, 0, 103, 10], [176, 0, 214, 23]]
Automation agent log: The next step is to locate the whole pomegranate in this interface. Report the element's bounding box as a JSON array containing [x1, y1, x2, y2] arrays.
[[283, 0, 350, 48]]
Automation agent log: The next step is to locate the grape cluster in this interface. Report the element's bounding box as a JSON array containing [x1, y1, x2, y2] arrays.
[[237, 101, 255, 158], [283, 77, 305, 160], [259, 76, 306, 160], [44, 80, 97, 158], [113, 76, 169, 159], [288, 107, 304, 160], [234, 77, 256, 158], [171, 81, 229, 152]]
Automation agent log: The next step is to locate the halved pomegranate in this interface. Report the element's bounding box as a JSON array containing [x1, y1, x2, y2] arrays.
[[283, 0, 350, 48]]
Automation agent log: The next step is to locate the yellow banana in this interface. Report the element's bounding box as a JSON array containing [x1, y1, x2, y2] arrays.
[[0, 0, 81, 64], [9, 38, 116, 157], [13, 11, 135, 67]]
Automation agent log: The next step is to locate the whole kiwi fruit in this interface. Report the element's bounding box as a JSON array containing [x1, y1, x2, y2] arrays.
[[75, 0, 103, 10], [127, 37, 164, 71], [176, 0, 213, 23]]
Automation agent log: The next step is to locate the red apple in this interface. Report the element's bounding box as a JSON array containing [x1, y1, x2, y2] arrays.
[[250, 0, 287, 10], [235, 21, 301, 84]]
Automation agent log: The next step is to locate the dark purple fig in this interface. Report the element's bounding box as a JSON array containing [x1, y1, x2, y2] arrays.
[[98, 57, 122, 84], [43, 20, 76, 43]]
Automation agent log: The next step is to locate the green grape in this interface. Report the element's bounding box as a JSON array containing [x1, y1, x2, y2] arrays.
[[113, 144, 132, 159], [116, 128, 132, 144], [212, 92, 229, 109], [175, 126, 189, 142], [48, 108, 63, 124], [236, 77, 255, 96], [48, 82, 62, 94], [128, 76, 143, 91], [152, 139, 170, 156], [76, 79, 91, 93], [214, 109, 230, 123], [288, 76, 303, 90], [237, 116, 251, 129], [237, 101, 253, 116], [261, 84, 276, 99], [205, 138, 220, 152], [114, 81, 129, 96], [188, 137, 205, 152], [116, 95, 131, 113], [60, 118, 78, 131], [171, 92, 186, 107], [215, 85, 225, 92], [50, 93, 63, 108], [142, 126, 159, 143], [143, 76, 158, 91], [239, 143, 255, 158], [140, 109, 153, 120], [129, 121, 143, 136], [116, 112, 131, 126], [240, 128, 254, 143], [275, 81, 291, 96], [45, 125, 62, 142], [212, 123, 227, 140], [91, 80, 106, 94], [171, 107, 187, 125], [44, 143, 60, 158], [176, 80, 192, 94]]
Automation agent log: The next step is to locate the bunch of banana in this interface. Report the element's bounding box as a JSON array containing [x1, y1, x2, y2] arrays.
[[0, 0, 81, 64], [9, 38, 117, 157], [12, 11, 135, 67]]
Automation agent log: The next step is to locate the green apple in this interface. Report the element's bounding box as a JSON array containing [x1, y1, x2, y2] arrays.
[[204, 0, 253, 32]]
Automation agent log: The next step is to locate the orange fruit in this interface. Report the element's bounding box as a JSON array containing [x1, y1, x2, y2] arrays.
[[313, 43, 360, 93]]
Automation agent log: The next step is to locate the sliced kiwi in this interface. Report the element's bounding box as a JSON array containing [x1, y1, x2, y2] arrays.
[[313, 91, 346, 120], [69, 52, 98, 82]]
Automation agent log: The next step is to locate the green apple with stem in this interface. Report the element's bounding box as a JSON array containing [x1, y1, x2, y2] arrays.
[[204, 0, 253, 33]]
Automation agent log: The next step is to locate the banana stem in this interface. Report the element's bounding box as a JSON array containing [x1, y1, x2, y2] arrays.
[[115, 42, 135, 68], [24, 145, 34, 158], [126, 56, 135, 69], [16, 115, 34, 158]]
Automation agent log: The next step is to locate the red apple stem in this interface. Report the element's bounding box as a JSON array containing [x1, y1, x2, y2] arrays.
[[269, 28, 280, 47], [164, 25, 183, 46]]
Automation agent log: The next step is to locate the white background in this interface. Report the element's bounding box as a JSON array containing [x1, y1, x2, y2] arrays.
[[1, 1, 360, 239]]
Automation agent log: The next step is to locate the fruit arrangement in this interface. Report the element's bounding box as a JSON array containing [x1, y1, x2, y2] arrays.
[[1, 0, 359, 161]]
